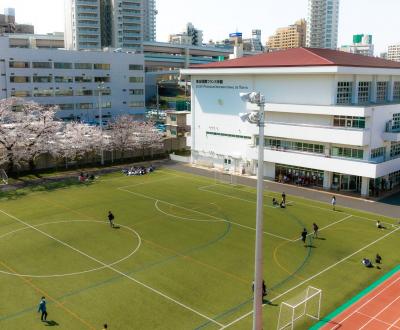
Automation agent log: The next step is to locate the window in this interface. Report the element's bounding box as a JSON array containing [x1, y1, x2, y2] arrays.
[[129, 101, 144, 108], [206, 131, 251, 140], [75, 89, 93, 96], [54, 62, 72, 69], [170, 115, 177, 122], [129, 76, 144, 83], [358, 81, 371, 103], [96, 101, 112, 108], [371, 147, 386, 159], [75, 76, 92, 83], [264, 138, 324, 154], [55, 76, 73, 83], [333, 116, 365, 128], [57, 104, 75, 110], [392, 113, 400, 131], [11, 90, 31, 97], [336, 81, 352, 104], [10, 76, 30, 83], [390, 142, 400, 158], [33, 76, 52, 83], [55, 90, 73, 96], [376, 81, 388, 102], [76, 103, 93, 109], [74, 63, 92, 70], [393, 82, 400, 101], [129, 89, 144, 95], [129, 64, 143, 70], [9, 61, 29, 68], [32, 62, 52, 69], [331, 147, 364, 159], [33, 90, 54, 97], [94, 77, 110, 83], [94, 63, 110, 70], [224, 159, 231, 165]]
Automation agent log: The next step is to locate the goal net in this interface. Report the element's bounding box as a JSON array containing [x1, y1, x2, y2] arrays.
[[277, 286, 322, 330], [214, 170, 237, 185], [0, 169, 8, 185]]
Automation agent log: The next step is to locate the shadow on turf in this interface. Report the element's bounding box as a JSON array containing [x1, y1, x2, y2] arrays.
[[44, 320, 59, 326], [0, 179, 93, 201]]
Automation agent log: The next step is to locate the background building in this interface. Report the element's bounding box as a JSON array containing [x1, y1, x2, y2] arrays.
[[169, 23, 203, 46], [65, 0, 157, 52], [388, 44, 400, 62], [267, 19, 306, 51], [306, 0, 339, 49], [243, 29, 264, 52], [0, 8, 34, 34], [340, 34, 374, 57], [0, 36, 145, 122], [182, 48, 400, 197]]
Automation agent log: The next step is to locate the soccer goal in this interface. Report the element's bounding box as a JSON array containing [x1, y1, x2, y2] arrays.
[[277, 286, 322, 330], [0, 169, 8, 185], [214, 169, 237, 185]]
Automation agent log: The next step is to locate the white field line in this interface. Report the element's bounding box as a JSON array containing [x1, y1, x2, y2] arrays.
[[331, 277, 400, 330], [356, 311, 400, 329], [388, 316, 400, 330], [290, 215, 353, 242], [0, 209, 224, 327], [219, 226, 400, 329], [220, 183, 396, 227], [118, 187, 292, 242], [118, 176, 176, 189]]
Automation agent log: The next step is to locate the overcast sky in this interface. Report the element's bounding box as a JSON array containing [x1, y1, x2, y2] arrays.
[[1, 0, 400, 55]]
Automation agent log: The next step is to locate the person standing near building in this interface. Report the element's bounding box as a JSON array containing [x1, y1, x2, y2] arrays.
[[331, 196, 336, 211], [38, 296, 47, 322]]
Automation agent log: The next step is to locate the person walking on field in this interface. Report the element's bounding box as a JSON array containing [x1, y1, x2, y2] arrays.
[[331, 196, 336, 211], [313, 222, 319, 238], [38, 296, 47, 322], [107, 211, 115, 228], [301, 228, 308, 246]]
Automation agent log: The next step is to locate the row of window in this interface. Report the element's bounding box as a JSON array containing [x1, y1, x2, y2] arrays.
[[205, 131, 252, 139], [10, 89, 112, 97], [371, 147, 386, 159], [264, 138, 325, 154], [336, 81, 400, 104], [331, 147, 364, 159], [333, 116, 365, 128], [390, 142, 400, 158], [9, 61, 144, 71], [48, 101, 144, 110], [10, 76, 112, 83]]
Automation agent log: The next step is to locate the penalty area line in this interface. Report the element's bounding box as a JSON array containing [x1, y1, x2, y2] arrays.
[[0, 209, 225, 328], [218, 225, 400, 329]]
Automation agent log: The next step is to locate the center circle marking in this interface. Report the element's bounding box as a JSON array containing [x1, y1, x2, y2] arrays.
[[0, 220, 141, 278]]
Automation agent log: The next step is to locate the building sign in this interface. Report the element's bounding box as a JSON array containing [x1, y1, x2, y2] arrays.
[[195, 79, 249, 91]]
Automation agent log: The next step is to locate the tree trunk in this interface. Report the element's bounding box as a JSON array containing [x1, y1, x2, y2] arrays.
[[28, 159, 36, 172]]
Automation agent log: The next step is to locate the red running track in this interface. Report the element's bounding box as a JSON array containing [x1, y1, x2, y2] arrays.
[[321, 271, 400, 330]]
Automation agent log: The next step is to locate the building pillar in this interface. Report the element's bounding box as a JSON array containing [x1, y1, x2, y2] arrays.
[[361, 177, 370, 197], [388, 76, 394, 102], [371, 75, 377, 103], [352, 75, 358, 104], [323, 171, 332, 190]]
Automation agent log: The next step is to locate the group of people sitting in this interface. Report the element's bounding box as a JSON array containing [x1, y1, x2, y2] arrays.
[[362, 254, 382, 268], [122, 165, 155, 176], [273, 192, 287, 208], [78, 172, 96, 182]]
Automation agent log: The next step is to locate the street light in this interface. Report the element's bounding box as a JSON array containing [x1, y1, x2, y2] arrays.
[[97, 82, 105, 165], [240, 91, 266, 330]]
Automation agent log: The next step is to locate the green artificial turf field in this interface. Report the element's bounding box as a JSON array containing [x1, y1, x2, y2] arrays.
[[0, 168, 398, 330]]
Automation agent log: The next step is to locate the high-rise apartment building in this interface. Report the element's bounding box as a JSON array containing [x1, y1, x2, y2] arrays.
[[65, 0, 157, 51], [0, 8, 34, 34], [388, 45, 400, 62], [306, 0, 339, 49], [267, 19, 306, 51]]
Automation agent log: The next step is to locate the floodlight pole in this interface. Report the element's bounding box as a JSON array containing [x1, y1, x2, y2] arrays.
[[253, 98, 265, 330]]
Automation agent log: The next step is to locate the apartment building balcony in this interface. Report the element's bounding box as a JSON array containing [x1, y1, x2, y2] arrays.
[[77, 6, 98, 13], [76, 0, 98, 5], [383, 121, 400, 142], [264, 121, 370, 146]]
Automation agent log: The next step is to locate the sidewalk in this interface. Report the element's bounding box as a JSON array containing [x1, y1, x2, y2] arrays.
[[167, 162, 400, 219]]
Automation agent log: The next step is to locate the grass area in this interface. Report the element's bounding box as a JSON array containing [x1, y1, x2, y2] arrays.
[[0, 168, 398, 329]]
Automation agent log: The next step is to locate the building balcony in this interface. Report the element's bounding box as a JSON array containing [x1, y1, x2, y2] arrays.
[[264, 121, 370, 146]]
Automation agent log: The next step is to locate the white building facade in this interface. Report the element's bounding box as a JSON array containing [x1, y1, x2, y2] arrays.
[[388, 44, 400, 62], [182, 48, 400, 197], [0, 36, 145, 122], [306, 0, 339, 49]]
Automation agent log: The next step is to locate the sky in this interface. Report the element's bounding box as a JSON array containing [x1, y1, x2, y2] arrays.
[[1, 0, 400, 55]]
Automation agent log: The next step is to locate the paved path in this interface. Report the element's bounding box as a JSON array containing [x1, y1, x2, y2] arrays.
[[166, 162, 400, 219]]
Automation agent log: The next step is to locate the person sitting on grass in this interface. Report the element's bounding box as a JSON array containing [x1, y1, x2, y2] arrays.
[[376, 220, 385, 229], [272, 198, 279, 206], [375, 253, 382, 264], [362, 258, 373, 268]]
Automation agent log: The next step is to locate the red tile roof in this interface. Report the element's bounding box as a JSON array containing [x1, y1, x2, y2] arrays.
[[191, 48, 400, 69]]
